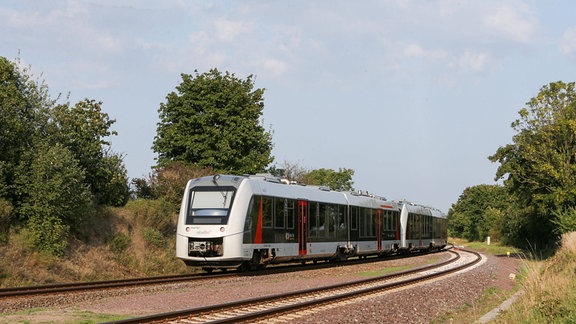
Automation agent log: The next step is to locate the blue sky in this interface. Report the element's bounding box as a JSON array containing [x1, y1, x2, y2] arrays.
[[2, 0, 576, 212]]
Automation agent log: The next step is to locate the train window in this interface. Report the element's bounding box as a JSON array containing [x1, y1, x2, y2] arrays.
[[274, 198, 286, 228], [309, 201, 319, 238], [262, 196, 273, 228], [286, 199, 295, 229], [359, 207, 374, 238], [318, 203, 329, 238], [350, 206, 358, 231], [186, 186, 236, 224]]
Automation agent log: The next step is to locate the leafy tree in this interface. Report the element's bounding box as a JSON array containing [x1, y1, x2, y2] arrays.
[[15, 143, 93, 255], [0, 57, 52, 204], [447, 184, 510, 242], [51, 99, 129, 206], [0, 55, 130, 254], [153, 69, 274, 174], [301, 168, 355, 191], [489, 81, 576, 247]]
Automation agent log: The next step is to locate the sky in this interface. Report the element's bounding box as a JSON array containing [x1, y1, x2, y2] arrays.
[[2, 0, 576, 212]]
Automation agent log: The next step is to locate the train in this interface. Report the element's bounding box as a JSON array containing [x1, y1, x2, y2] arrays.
[[176, 174, 447, 272]]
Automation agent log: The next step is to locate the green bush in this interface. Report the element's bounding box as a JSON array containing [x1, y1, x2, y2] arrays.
[[26, 214, 70, 256], [141, 227, 166, 248]]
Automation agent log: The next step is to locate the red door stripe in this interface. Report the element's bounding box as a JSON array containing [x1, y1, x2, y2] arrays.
[[255, 197, 263, 244]]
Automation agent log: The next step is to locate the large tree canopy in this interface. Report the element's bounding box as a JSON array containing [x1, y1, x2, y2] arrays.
[[489, 81, 576, 246], [153, 69, 274, 175], [0, 57, 52, 201], [51, 99, 129, 206]]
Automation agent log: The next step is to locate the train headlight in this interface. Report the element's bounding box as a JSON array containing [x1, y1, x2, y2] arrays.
[[220, 227, 225, 232]]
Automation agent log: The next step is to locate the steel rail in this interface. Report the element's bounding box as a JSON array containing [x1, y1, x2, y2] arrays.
[[0, 273, 233, 298], [0, 249, 444, 298], [108, 248, 478, 324]]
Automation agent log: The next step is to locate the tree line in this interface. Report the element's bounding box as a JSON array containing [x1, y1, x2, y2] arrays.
[[4, 54, 575, 254], [0, 58, 353, 256], [448, 81, 576, 249]]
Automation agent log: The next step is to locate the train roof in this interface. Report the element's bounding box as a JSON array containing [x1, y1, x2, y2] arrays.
[[188, 174, 442, 215]]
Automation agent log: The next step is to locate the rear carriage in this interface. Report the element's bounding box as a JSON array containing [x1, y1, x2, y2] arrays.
[[176, 174, 447, 272]]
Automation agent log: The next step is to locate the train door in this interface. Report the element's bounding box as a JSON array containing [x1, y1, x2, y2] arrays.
[[376, 210, 382, 251], [297, 200, 308, 256]]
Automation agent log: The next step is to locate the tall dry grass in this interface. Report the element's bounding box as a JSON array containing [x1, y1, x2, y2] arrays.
[[495, 231, 576, 323], [0, 201, 193, 288]]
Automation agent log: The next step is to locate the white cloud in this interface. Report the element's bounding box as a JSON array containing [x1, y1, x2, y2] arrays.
[[559, 26, 576, 58], [261, 58, 288, 77], [455, 50, 490, 72], [404, 43, 449, 60], [214, 18, 255, 42], [483, 2, 538, 44]]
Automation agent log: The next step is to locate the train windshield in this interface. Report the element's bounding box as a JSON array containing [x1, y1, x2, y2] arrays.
[[186, 186, 236, 224]]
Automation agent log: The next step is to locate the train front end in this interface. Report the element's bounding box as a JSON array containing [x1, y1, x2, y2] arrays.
[[176, 175, 249, 271]]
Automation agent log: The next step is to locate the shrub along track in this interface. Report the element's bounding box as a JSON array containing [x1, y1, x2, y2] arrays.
[[109, 248, 481, 324]]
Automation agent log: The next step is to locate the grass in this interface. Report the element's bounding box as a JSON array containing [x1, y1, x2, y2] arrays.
[[0, 202, 194, 289], [450, 237, 523, 256], [436, 233, 576, 323], [0, 308, 129, 323], [358, 265, 413, 276], [493, 232, 576, 323]]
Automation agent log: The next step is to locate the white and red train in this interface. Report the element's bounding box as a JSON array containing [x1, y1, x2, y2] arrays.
[[176, 174, 447, 272]]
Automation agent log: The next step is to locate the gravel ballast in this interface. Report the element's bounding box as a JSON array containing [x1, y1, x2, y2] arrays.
[[0, 250, 521, 323]]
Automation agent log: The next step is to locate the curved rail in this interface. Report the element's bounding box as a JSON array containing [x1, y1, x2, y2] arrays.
[[0, 249, 445, 298], [108, 248, 481, 323]]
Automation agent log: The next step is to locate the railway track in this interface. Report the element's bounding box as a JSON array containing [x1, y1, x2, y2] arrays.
[[109, 248, 481, 323], [0, 249, 439, 299], [0, 273, 235, 298]]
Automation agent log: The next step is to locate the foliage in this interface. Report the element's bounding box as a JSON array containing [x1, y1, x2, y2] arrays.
[[0, 55, 130, 255], [552, 207, 576, 235], [447, 184, 510, 242], [153, 68, 274, 174], [489, 81, 576, 248], [51, 99, 129, 206], [301, 168, 355, 191], [0, 198, 12, 244], [15, 143, 93, 255], [0, 56, 53, 204], [141, 227, 166, 248]]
